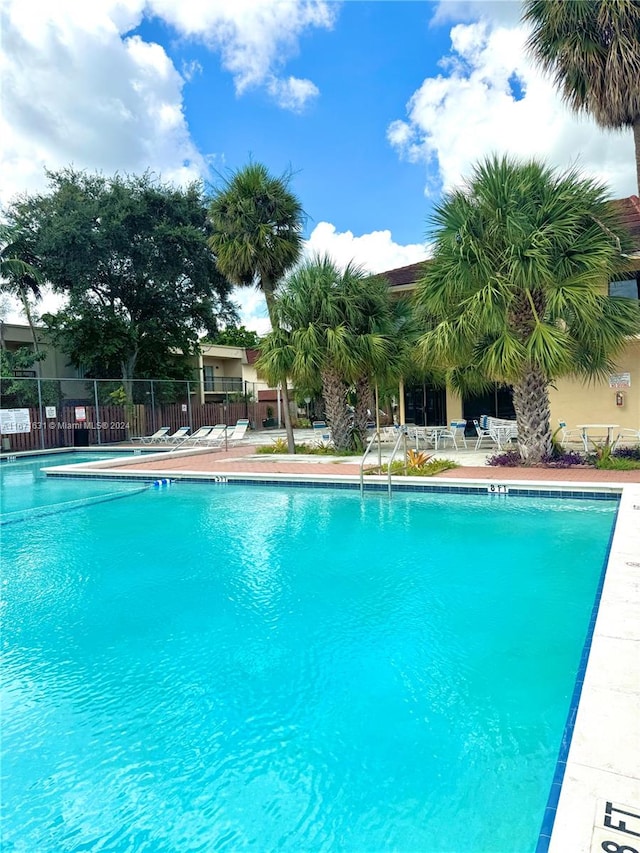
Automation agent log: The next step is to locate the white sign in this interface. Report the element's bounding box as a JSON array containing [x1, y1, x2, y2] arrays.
[[0, 408, 32, 434], [181, 404, 187, 412], [609, 372, 631, 389], [45, 406, 57, 418], [75, 406, 87, 422]]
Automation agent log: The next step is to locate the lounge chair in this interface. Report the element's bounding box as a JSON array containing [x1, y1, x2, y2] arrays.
[[197, 424, 229, 446], [135, 426, 170, 444], [226, 419, 249, 444], [172, 425, 216, 449], [164, 426, 191, 444]]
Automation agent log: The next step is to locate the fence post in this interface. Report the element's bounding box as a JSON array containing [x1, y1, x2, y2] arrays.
[[37, 377, 45, 450], [94, 380, 101, 445], [150, 380, 156, 434], [187, 381, 193, 432]]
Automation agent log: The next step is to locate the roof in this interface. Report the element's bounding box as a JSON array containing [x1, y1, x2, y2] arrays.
[[612, 195, 640, 253], [382, 261, 429, 291], [379, 196, 640, 286]]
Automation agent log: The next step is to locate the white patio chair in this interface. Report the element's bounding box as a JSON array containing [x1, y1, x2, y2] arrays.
[[312, 421, 332, 445], [438, 420, 468, 450], [614, 427, 640, 448], [473, 419, 495, 451], [556, 420, 582, 447]]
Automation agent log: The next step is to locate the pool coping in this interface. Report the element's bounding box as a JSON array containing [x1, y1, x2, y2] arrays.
[[16, 455, 640, 849]]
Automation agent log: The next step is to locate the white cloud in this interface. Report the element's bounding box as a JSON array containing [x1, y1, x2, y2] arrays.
[[430, 0, 522, 27], [147, 0, 336, 106], [0, 0, 337, 207], [231, 286, 271, 337], [305, 222, 428, 274], [227, 223, 429, 335], [0, 0, 203, 207], [389, 17, 637, 200], [267, 76, 320, 112]]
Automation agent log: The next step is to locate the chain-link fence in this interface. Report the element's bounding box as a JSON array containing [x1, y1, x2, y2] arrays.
[[0, 377, 287, 452]]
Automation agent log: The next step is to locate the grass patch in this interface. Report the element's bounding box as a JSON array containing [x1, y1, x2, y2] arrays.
[[256, 439, 359, 456], [594, 457, 640, 471]]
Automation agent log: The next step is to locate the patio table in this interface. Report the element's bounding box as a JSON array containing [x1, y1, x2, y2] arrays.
[[406, 426, 449, 451], [489, 423, 518, 450], [576, 424, 619, 452]]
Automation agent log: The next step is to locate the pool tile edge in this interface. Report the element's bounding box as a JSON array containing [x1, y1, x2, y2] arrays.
[[545, 484, 640, 853]]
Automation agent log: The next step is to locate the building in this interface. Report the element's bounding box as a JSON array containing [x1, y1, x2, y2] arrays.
[[381, 196, 640, 433]]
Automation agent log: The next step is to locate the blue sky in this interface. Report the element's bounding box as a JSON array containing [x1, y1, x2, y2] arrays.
[[135, 2, 452, 244], [2, 0, 636, 332]]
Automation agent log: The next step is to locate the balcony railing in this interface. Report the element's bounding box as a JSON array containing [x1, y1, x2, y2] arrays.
[[203, 377, 243, 393]]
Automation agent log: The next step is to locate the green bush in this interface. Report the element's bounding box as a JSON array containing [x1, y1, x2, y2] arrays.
[[368, 458, 459, 476]]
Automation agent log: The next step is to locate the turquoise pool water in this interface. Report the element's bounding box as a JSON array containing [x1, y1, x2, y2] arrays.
[[1, 467, 616, 852], [1, 452, 154, 514]]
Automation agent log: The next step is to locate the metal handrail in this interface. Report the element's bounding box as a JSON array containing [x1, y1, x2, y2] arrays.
[[387, 428, 407, 498], [359, 427, 407, 498], [359, 432, 380, 496]]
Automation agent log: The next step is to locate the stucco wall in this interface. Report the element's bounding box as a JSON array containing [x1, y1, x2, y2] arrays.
[[548, 338, 639, 431]]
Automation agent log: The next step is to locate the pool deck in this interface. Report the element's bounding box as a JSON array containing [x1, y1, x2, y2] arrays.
[[37, 437, 640, 852]]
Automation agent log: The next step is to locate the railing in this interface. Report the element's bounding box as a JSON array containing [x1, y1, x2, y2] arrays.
[[387, 428, 408, 498], [203, 377, 243, 393], [359, 426, 407, 498]]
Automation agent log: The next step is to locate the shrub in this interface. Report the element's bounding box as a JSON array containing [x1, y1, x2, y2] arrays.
[[371, 458, 459, 476], [486, 450, 522, 467], [612, 445, 640, 461], [540, 449, 586, 468], [257, 437, 289, 453], [406, 449, 433, 468], [595, 456, 640, 471], [256, 440, 359, 456]]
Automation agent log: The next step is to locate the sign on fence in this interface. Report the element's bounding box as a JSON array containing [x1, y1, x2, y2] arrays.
[[74, 406, 87, 422], [0, 408, 32, 434]]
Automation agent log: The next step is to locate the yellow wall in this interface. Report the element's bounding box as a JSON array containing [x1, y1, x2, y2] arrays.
[[548, 338, 639, 430], [445, 387, 463, 421]]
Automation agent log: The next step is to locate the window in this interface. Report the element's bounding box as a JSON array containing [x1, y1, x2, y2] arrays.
[[609, 278, 639, 299]]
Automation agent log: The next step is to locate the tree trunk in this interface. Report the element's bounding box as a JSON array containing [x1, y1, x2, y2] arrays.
[[20, 288, 41, 376], [353, 374, 372, 448], [321, 365, 352, 450], [634, 118, 640, 197], [263, 284, 296, 453], [511, 366, 552, 463]]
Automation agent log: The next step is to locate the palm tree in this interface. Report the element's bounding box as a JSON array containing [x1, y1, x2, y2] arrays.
[[208, 163, 304, 452], [414, 155, 640, 463], [257, 256, 400, 451], [524, 0, 640, 192], [0, 224, 44, 360]]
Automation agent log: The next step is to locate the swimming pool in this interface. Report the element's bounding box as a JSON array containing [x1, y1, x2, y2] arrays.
[[0, 451, 159, 515], [1, 467, 617, 852]]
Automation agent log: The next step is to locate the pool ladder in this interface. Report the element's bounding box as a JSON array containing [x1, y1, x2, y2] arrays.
[[359, 428, 408, 498]]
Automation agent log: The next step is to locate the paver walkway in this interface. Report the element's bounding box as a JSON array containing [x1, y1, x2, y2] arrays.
[[107, 443, 640, 483]]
